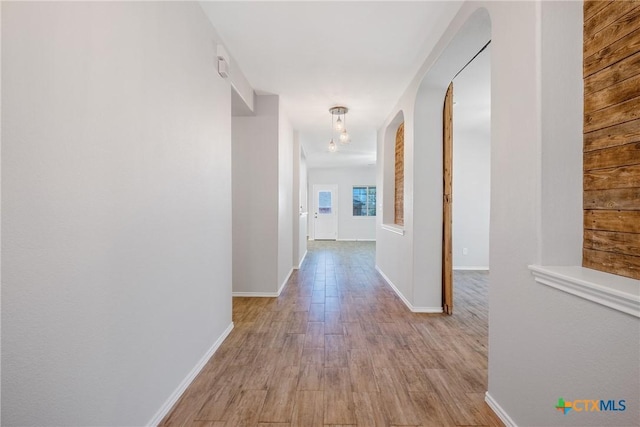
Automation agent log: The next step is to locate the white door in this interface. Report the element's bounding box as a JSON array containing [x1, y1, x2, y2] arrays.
[[313, 185, 338, 240]]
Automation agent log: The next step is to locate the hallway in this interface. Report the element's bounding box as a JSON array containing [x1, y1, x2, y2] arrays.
[[161, 241, 502, 426]]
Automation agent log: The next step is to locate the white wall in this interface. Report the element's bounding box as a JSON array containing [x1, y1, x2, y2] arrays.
[[278, 107, 294, 288], [2, 3, 233, 425], [232, 95, 279, 294], [308, 166, 376, 241], [232, 94, 295, 295], [452, 46, 490, 269], [377, 1, 639, 426], [293, 134, 308, 268]]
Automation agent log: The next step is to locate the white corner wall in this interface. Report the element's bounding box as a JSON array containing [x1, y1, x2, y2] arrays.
[[2, 3, 233, 425], [293, 134, 308, 268], [452, 46, 490, 270], [377, 1, 640, 426], [232, 94, 295, 295], [232, 95, 279, 294], [308, 166, 377, 241], [278, 107, 294, 289]]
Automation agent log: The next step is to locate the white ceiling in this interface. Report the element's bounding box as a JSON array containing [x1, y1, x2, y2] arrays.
[[200, 1, 463, 168]]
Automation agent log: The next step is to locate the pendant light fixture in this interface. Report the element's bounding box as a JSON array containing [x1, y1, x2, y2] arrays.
[[329, 106, 350, 152]]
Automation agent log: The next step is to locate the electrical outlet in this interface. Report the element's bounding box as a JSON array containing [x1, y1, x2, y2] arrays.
[[463, 247, 469, 255]]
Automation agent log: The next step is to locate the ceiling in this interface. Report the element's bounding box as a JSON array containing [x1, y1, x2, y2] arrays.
[[200, 1, 463, 168]]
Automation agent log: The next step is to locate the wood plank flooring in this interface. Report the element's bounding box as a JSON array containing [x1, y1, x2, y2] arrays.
[[161, 241, 503, 427]]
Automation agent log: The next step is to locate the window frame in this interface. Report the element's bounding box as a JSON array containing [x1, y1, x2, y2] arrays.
[[352, 185, 377, 218]]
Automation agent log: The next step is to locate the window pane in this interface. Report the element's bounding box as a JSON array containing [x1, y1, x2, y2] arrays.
[[318, 191, 332, 214], [353, 186, 376, 216]]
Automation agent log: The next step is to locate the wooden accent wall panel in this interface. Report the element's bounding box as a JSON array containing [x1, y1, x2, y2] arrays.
[[394, 122, 405, 226], [583, 0, 640, 279], [442, 84, 454, 315]]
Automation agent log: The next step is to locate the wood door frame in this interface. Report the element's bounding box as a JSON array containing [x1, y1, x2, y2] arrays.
[[443, 83, 454, 315]]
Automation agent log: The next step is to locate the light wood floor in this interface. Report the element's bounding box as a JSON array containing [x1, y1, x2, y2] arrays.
[[161, 241, 503, 427]]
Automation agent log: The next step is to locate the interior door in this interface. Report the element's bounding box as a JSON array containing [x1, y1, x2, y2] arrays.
[[443, 83, 454, 315], [313, 185, 338, 240]]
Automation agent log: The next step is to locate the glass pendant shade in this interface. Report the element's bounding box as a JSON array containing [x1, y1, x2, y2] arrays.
[[339, 129, 349, 143], [335, 116, 343, 131], [328, 139, 337, 152]]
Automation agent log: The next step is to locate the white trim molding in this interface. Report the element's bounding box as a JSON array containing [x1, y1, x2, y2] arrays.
[[232, 291, 280, 297], [149, 322, 234, 426], [381, 223, 405, 235], [454, 266, 489, 271], [337, 238, 376, 242], [233, 269, 293, 298], [295, 250, 308, 270], [529, 265, 640, 318], [375, 265, 443, 314], [485, 392, 517, 427], [279, 268, 293, 295]]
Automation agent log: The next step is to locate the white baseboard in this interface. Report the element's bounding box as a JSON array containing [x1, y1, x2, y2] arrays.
[[233, 268, 292, 298], [278, 268, 293, 294], [485, 392, 517, 427], [336, 238, 376, 242], [454, 266, 490, 271], [148, 322, 234, 426], [233, 291, 280, 297], [375, 265, 443, 314], [295, 250, 307, 269]]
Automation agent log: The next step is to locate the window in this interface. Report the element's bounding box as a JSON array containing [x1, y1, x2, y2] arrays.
[[318, 191, 332, 214], [353, 186, 376, 216]]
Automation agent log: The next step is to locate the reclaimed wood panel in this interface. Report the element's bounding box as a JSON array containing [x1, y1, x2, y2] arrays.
[[394, 122, 404, 226], [584, 1, 613, 21], [584, 188, 640, 209], [584, 72, 640, 114], [584, 4, 640, 58], [584, 119, 640, 151], [584, 163, 640, 190], [584, 229, 640, 257], [584, 1, 640, 39], [584, 26, 640, 77], [584, 210, 640, 233], [585, 51, 640, 95], [443, 83, 453, 315], [583, 248, 640, 279], [584, 95, 640, 133], [584, 142, 640, 170]]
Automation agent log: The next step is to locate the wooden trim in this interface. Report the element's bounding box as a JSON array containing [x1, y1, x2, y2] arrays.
[[442, 83, 453, 315]]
